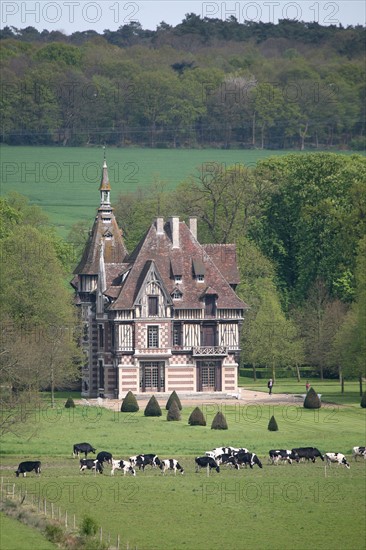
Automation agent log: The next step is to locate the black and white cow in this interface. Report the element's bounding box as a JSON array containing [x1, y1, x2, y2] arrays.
[[291, 447, 324, 463], [96, 451, 113, 465], [131, 454, 160, 471], [205, 447, 248, 459], [268, 449, 299, 465], [158, 459, 184, 475], [352, 446, 366, 461], [15, 461, 41, 477], [110, 459, 136, 476], [325, 453, 350, 469], [73, 443, 96, 458], [79, 459, 103, 474], [216, 454, 240, 470], [236, 452, 263, 469], [195, 456, 220, 473]]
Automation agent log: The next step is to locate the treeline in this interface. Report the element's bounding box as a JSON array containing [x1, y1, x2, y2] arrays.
[[96, 152, 364, 384], [0, 17, 365, 149]]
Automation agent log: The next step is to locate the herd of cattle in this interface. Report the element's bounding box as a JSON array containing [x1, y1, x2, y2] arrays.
[[14, 444, 366, 478]]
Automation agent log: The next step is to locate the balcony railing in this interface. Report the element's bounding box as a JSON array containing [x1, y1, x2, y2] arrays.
[[192, 346, 227, 356]]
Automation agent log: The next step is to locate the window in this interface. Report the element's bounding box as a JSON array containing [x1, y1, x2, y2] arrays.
[[147, 326, 159, 348], [148, 296, 158, 316], [173, 323, 182, 346], [174, 275, 182, 284], [98, 324, 104, 348], [197, 274, 205, 282], [205, 295, 216, 316], [172, 290, 182, 300]]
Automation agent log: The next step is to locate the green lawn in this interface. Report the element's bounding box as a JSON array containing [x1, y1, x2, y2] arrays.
[[0, 146, 353, 238], [0, 512, 57, 550], [1, 399, 365, 550]]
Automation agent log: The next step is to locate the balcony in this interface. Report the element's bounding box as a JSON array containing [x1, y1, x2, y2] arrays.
[[192, 346, 227, 356]]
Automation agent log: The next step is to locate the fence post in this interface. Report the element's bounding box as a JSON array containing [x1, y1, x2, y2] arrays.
[[117, 534, 120, 549], [44, 498, 46, 516], [100, 526, 103, 542], [51, 502, 54, 519], [65, 510, 68, 528], [74, 514, 76, 530]]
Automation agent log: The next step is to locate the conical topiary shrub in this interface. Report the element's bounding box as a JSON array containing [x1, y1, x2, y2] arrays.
[[211, 411, 228, 430], [167, 400, 181, 421], [165, 390, 182, 411], [144, 395, 162, 417], [65, 397, 75, 408], [121, 391, 139, 413], [268, 415, 278, 431], [361, 392, 366, 408], [188, 407, 206, 426], [303, 387, 321, 409]]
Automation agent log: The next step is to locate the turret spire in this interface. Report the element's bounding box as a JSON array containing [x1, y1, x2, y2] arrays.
[[99, 147, 111, 208]]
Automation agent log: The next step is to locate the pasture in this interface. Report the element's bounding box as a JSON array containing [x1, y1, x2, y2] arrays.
[[0, 398, 365, 549], [0, 146, 340, 238]]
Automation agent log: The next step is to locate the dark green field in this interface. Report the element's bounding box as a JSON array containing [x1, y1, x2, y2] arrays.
[[1, 397, 365, 550], [0, 146, 353, 238]]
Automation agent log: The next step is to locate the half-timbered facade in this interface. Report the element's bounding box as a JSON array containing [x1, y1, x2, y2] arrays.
[[71, 158, 248, 397]]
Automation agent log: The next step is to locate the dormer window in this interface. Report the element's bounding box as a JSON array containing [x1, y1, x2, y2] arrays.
[[175, 275, 182, 284], [197, 274, 205, 282], [172, 290, 182, 300], [193, 259, 205, 282]]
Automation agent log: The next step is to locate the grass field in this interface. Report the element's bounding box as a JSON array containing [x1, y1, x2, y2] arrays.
[[0, 146, 356, 238], [0, 513, 57, 550], [1, 395, 365, 549]]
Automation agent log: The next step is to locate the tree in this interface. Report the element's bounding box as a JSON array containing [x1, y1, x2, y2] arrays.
[[361, 393, 366, 408], [303, 387, 321, 409], [268, 415, 278, 431], [211, 411, 228, 430], [167, 400, 181, 421], [144, 395, 162, 417], [121, 391, 139, 412], [166, 390, 182, 411], [188, 407, 206, 426]]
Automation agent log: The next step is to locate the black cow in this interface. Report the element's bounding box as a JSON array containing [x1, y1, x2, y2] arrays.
[[79, 459, 103, 474], [15, 461, 41, 477], [195, 456, 220, 473], [96, 451, 113, 464], [216, 454, 240, 470], [291, 447, 324, 463], [236, 452, 263, 469], [133, 454, 160, 471], [73, 443, 96, 458]]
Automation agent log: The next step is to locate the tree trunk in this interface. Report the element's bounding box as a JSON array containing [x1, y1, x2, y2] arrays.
[[359, 375, 363, 396], [295, 363, 301, 382], [341, 375, 344, 394], [252, 112, 256, 146], [51, 364, 55, 408], [252, 363, 257, 381]]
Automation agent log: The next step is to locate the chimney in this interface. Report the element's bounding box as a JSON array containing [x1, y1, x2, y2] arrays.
[[156, 217, 164, 235], [189, 217, 197, 239], [169, 216, 180, 248]]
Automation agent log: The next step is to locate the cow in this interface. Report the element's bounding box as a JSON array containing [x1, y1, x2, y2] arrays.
[[133, 454, 160, 471], [15, 461, 41, 477], [96, 451, 113, 465], [325, 453, 350, 469], [73, 443, 96, 458], [216, 454, 240, 470], [158, 459, 184, 475], [110, 459, 136, 476], [195, 456, 220, 473], [79, 459, 103, 474], [291, 447, 324, 463], [268, 450, 299, 465], [206, 447, 248, 459], [352, 446, 366, 461], [236, 452, 263, 469]]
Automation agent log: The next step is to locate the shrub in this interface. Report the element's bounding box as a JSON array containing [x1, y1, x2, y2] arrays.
[[211, 411, 228, 430], [303, 387, 321, 409], [361, 392, 366, 408], [165, 390, 182, 410], [167, 400, 181, 421], [121, 391, 139, 413], [45, 522, 64, 543], [144, 395, 162, 417], [80, 515, 98, 537], [64, 397, 75, 408], [268, 415, 278, 431], [188, 407, 206, 426]]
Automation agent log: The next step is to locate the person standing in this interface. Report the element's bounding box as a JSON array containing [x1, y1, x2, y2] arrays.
[[306, 381, 310, 392], [268, 378, 273, 395]]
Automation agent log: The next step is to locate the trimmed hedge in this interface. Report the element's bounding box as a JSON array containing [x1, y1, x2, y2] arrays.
[[211, 411, 228, 430], [144, 395, 162, 417], [268, 415, 278, 431], [165, 390, 182, 410], [167, 400, 181, 421], [188, 407, 206, 426], [64, 397, 75, 408], [303, 387, 321, 409], [121, 391, 139, 413]]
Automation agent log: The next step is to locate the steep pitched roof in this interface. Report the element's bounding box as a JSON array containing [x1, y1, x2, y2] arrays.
[[109, 219, 248, 311], [202, 244, 241, 285]]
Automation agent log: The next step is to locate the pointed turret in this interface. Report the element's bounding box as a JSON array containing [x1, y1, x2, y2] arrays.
[[99, 149, 111, 209]]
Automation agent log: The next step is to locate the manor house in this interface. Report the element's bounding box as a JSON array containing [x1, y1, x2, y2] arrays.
[[71, 157, 247, 398]]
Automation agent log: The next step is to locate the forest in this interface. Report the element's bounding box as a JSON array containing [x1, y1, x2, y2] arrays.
[[0, 15, 365, 149]]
